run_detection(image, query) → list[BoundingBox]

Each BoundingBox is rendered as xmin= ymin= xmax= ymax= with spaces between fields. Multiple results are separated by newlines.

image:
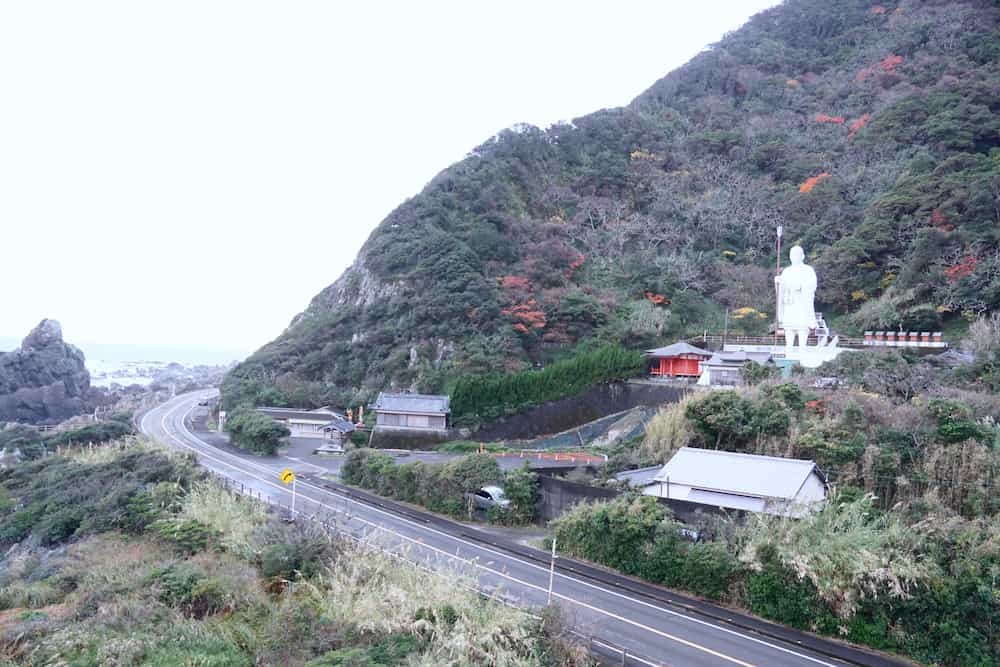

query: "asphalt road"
xmin=141 ymin=390 xmax=867 ymax=667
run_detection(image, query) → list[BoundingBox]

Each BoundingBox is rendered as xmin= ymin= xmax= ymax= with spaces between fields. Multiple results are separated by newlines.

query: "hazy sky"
xmin=1 ymin=1 xmax=779 ymax=358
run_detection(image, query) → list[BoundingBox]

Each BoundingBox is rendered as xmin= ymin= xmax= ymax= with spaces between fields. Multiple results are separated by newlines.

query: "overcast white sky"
xmin=0 ymin=1 xmax=779 ymax=359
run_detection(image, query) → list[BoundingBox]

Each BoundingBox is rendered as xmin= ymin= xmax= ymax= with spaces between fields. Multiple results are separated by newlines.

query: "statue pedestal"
xmin=721 ymin=342 xmax=855 ymax=369
xmin=783 ymin=345 xmax=844 ymax=368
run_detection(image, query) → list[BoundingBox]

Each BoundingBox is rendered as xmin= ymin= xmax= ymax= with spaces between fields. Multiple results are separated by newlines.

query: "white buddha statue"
xmin=775 ymin=245 xmax=817 ymax=354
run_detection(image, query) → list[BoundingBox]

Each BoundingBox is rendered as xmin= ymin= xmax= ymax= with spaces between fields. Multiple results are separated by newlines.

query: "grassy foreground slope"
xmin=224 ymin=0 xmax=1000 ymax=409
xmin=0 ymin=438 xmax=586 ymax=666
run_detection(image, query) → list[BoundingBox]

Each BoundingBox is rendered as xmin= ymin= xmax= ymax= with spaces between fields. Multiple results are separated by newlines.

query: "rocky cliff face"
xmin=0 ymin=319 xmax=92 ymax=424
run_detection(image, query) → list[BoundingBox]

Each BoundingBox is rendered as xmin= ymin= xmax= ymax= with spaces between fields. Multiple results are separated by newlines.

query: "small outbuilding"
xmin=256 ymin=406 xmax=338 ymax=439
xmin=371 ymin=393 xmax=450 ymax=433
xmin=642 ymin=447 xmax=827 ymax=517
xmin=646 ymin=342 xmax=712 ymax=378
xmin=697 ymin=350 xmax=774 ymax=387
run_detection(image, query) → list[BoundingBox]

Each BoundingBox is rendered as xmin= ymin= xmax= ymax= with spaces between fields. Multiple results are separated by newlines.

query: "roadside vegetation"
xmin=559 ymin=320 xmax=1000 ymax=666
xmin=552 ymin=492 xmax=997 ymax=666
xmin=0 ymin=437 xmax=588 ymax=666
xmin=342 ymin=449 xmax=539 ymax=525
xmin=0 ymin=415 xmax=134 ymax=461
xmin=224 ymin=407 xmax=290 ymax=455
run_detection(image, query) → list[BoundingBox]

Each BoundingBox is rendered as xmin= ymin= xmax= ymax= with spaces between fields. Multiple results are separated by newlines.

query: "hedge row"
xmin=341 ymin=449 xmax=538 ymax=524
xmin=450 ymin=345 xmax=645 ymax=422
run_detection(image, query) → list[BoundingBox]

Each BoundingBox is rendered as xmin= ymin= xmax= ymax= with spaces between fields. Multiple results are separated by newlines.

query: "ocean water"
xmin=0 ymin=337 xmax=250 ymax=388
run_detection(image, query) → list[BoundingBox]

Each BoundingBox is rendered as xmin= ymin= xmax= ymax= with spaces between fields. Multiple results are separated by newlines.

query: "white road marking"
xmin=145 ymin=393 xmax=846 ymax=667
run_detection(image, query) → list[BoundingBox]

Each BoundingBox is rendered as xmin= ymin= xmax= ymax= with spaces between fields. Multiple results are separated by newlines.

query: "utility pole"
xmin=775 ymin=225 xmax=784 ymax=346
xmin=547 ymin=537 xmax=558 ymax=605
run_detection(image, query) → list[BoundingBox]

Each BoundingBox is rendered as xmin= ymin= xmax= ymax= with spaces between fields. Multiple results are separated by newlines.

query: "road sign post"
xmin=279 ymin=468 xmax=296 ymax=519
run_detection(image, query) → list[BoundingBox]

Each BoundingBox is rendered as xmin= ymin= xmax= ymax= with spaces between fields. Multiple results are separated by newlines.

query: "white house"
xmin=256 ymin=406 xmax=339 ymax=439
xmin=642 ymin=447 xmax=827 ymax=517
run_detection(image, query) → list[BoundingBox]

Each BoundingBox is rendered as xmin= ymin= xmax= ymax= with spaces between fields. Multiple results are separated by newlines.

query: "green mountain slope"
xmin=223 ymin=0 xmax=1000 ymax=409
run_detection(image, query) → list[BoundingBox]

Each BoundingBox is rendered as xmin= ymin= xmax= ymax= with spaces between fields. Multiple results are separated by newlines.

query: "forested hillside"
xmin=224 ymin=0 xmax=1000 ymax=409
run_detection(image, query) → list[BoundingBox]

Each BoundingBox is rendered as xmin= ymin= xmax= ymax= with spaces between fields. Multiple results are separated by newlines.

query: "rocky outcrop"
xmin=0 ymin=320 xmax=91 ymax=424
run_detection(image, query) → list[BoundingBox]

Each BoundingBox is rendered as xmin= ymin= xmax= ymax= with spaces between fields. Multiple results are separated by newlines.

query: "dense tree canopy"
xmin=224 ymin=0 xmax=1000 ymax=409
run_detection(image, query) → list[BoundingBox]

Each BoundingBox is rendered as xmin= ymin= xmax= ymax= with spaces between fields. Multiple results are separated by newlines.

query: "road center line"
xmin=146 ymin=394 xmax=844 ymax=667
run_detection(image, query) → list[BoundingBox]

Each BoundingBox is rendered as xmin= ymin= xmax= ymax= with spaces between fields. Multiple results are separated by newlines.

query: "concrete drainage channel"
xmin=305 ymin=475 xmax=910 ymax=667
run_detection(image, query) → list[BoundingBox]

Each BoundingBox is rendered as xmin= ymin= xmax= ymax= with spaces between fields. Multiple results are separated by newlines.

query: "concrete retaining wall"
xmin=538 ymin=474 xmax=740 ymax=524
xmin=471 ymin=381 xmax=688 ymax=443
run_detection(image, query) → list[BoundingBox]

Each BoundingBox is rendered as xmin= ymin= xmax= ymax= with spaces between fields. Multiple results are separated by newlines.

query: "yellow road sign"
xmin=279 ymin=468 xmax=295 ymax=485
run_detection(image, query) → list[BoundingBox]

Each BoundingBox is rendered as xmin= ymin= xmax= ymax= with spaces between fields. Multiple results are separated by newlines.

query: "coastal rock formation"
xmin=0 ymin=319 xmax=91 ymax=424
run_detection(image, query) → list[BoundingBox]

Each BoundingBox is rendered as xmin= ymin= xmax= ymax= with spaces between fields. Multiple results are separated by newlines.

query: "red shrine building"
xmin=646 ymin=342 xmax=713 ymax=378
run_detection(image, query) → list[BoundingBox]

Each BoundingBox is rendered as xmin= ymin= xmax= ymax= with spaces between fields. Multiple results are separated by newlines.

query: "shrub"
xmin=0 ymin=445 xmax=201 ymax=548
xmin=153 ymin=563 xmax=228 ymax=618
xmin=224 ymin=407 xmax=290 ymax=455
xmin=740 ymin=361 xmax=778 ymax=386
xmin=499 ymin=463 xmax=539 ymax=525
xmin=926 ymin=398 xmax=986 ymax=444
xmin=684 ymin=391 xmax=757 ymax=449
xmin=306 ymin=634 xmax=424 ymax=666
xmin=151 ymin=517 xmax=220 ymax=555
xmin=342 ymin=449 xmax=507 ymax=521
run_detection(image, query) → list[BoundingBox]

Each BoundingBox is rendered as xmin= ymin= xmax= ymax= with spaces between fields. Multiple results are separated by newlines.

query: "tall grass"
xmin=640 ymin=393 xmax=696 ymax=463
xmin=738 ymin=493 xmax=934 ymax=618
xmin=178 ymin=481 xmax=269 ymax=560
xmin=309 ymin=542 xmax=544 ymax=666
xmin=57 ymin=435 xmax=160 ymax=464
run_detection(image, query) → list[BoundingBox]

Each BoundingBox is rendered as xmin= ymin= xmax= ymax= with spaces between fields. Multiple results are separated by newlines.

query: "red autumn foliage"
xmin=564 ymin=252 xmax=586 ymax=278
xmin=847 ymin=113 xmax=872 ymax=139
xmin=499 ymin=275 xmax=531 ymax=291
xmin=881 ymin=54 xmax=903 ymax=71
xmin=644 ymin=291 xmax=671 ymax=306
xmin=856 ymin=54 xmax=903 ymax=82
xmin=929 ymin=208 xmax=955 ymax=231
xmin=944 ymin=255 xmax=978 ymax=282
xmin=502 ymin=298 xmax=547 ymax=333
xmin=799 ymin=173 xmax=831 ymax=193
xmin=805 ymin=398 xmax=827 ymax=415
xmin=814 ymin=113 xmax=845 ymax=124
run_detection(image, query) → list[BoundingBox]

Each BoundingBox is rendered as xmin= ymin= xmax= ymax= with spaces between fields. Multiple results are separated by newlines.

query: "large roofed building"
xmin=642 ymin=447 xmax=827 ymax=517
xmin=371 ymin=392 xmax=450 ymax=433
xmin=645 ymin=342 xmax=712 ymax=378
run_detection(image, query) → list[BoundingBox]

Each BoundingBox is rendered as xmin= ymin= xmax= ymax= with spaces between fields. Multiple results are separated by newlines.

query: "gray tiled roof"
xmin=322 ymin=418 xmax=356 ymax=433
xmin=614 ymin=465 xmax=663 ymax=487
xmin=645 ymin=342 xmax=712 ymax=358
xmin=256 ymin=407 xmax=340 ymax=422
xmin=703 ymin=350 xmax=773 ymax=367
xmin=653 ymin=447 xmax=820 ymax=500
xmin=372 ymin=392 xmax=450 ymax=415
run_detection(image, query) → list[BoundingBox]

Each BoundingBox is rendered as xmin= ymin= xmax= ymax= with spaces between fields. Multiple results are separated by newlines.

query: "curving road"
xmin=141 ymin=391 xmax=894 ymax=667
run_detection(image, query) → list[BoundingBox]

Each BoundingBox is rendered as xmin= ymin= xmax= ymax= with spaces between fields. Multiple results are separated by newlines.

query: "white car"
xmin=470 ymin=485 xmax=511 ymax=511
